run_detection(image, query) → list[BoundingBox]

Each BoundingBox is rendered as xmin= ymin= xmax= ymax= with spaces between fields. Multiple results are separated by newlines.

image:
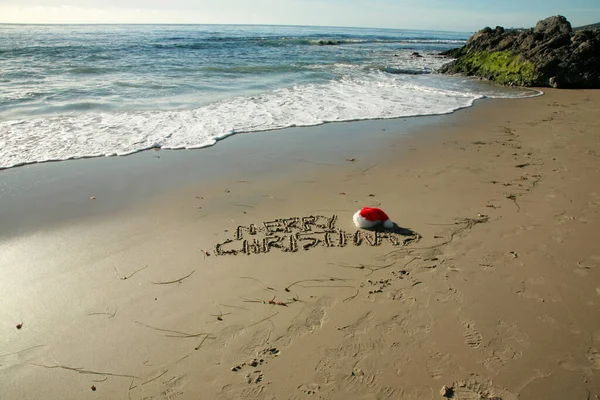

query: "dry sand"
xmin=1 ymin=89 xmax=600 ymax=399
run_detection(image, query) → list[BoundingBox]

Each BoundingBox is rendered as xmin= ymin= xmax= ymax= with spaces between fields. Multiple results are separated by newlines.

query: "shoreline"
xmin=0 ymin=85 xmax=543 ymax=172
xmin=0 ymin=99 xmax=484 ymax=172
xmin=0 ymin=100 xmax=492 ymax=240
xmin=2 ymin=89 xmax=600 ymax=399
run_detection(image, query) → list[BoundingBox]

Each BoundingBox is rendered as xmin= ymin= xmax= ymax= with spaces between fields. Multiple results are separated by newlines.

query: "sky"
xmin=0 ymin=0 xmax=599 ymax=32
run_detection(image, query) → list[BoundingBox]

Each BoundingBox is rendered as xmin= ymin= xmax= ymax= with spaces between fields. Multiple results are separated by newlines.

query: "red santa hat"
xmin=353 ymin=207 xmax=394 ymax=229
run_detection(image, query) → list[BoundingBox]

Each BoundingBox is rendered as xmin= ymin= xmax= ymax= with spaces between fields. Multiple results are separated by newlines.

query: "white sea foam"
xmin=0 ymin=72 xmax=538 ymax=170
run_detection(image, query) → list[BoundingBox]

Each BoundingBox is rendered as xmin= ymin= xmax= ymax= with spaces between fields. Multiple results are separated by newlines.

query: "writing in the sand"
xmin=214 ymin=215 xmax=416 ymax=256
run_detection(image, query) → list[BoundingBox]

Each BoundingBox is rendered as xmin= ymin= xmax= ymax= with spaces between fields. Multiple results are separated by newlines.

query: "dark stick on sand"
xmin=114 ymin=265 xmax=148 ymax=280
xmin=29 ymin=363 xmax=138 ymax=379
xmin=150 ymin=270 xmax=195 ymax=285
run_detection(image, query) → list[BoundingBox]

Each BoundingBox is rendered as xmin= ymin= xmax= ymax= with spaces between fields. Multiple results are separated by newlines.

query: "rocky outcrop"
xmin=439 ymin=16 xmax=600 ymax=88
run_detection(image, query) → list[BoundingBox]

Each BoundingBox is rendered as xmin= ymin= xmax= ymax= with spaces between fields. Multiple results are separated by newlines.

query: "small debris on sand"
xmin=440 ymin=385 xmax=453 ymax=398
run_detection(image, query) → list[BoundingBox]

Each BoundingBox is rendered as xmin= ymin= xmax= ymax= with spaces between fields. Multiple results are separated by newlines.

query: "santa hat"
xmin=353 ymin=207 xmax=394 ymax=229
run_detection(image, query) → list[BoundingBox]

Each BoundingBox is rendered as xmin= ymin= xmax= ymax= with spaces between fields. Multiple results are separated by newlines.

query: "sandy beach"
xmin=1 ymin=89 xmax=600 ymax=399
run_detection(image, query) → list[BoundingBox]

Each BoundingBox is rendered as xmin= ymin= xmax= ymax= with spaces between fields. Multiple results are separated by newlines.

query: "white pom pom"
xmin=383 ymin=219 xmax=394 ymax=229
xmin=353 ymin=210 xmax=378 ymax=229
xmin=353 ymin=211 xmax=367 ymax=228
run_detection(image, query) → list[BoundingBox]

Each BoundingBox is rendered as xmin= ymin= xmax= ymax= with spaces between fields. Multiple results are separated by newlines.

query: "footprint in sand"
xmin=375 ymin=314 xmax=406 ymax=335
xmin=587 ymin=347 xmax=600 ymax=370
xmin=342 ymin=368 xmax=377 ymax=392
xmin=336 ymin=357 xmax=404 ymax=398
xmin=297 ymin=383 xmax=320 ymax=395
xmin=338 ymin=312 xmax=374 ymax=338
xmin=161 ymin=387 xmax=184 ymax=400
xmin=518 ymin=276 xmax=561 ymax=303
xmin=426 ymin=352 xmax=457 ymax=380
xmin=133 ymin=373 xmax=186 ymax=400
xmin=231 ymin=358 xmax=265 ymax=372
xmin=320 ymin=337 xmax=385 ymax=367
xmin=238 ymin=330 xmax=273 ymax=359
xmin=593 ymin=331 xmax=600 ymax=345
xmin=261 ymin=347 xmax=280 ymax=357
xmin=442 ymin=377 xmax=518 ymax=400
xmin=576 ymin=255 xmax=599 ymax=277
xmin=245 ymin=370 xmax=264 ymax=384
xmin=461 ymin=320 xmax=483 ymax=349
xmin=215 ymin=325 xmax=246 ymax=351
xmin=315 ymin=338 xmax=385 ymax=388
xmin=284 ymin=297 xmax=333 ymax=339
xmin=538 ymin=314 xmax=559 ymax=328
xmin=221 ymin=384 xmax=273 ymax=400
xmin=483 ymin=321 xmax=529 ymax=372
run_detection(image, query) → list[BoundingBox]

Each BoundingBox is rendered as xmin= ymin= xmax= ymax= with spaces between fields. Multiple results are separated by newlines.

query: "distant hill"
xmin=574 ymin=22 xmax=600 ymax=30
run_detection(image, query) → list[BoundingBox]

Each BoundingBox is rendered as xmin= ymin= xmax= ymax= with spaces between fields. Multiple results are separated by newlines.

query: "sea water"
xmin=0 ymin=24 xmax=539 ymax=169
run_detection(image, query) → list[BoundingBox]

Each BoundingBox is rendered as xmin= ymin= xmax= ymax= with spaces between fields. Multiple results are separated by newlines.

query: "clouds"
xmin=0 ymin=0 xmax=598 ymax=31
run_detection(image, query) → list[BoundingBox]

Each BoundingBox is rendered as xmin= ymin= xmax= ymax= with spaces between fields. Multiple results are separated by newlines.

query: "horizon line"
xmin=0 ymin=22 xmax=473 ymax=34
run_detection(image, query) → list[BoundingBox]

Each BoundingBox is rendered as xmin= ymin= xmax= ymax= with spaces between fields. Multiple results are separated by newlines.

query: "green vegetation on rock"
xmin=450 ymin=51 xmax=537 ymax=86
xmin=439 ymin=16 xmax=600 ymax=88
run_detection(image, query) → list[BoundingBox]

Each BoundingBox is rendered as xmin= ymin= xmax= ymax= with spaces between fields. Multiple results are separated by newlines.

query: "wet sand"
xmin=1 ymin=89 xmax=599 ymax=399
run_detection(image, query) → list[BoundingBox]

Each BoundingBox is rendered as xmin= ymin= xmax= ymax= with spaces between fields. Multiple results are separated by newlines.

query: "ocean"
xmin=0 ymin=24 xmax=539 ymax=170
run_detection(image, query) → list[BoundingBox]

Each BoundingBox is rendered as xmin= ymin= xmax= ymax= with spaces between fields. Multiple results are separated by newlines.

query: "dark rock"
xmin=316 ymin=39 xmax=340 ymax=46
xmin=533 ymin=15 xmax=571 ymax=36
xmin=439 ymin=15 xmax=600 ymax=88
xmin=411 ymin=52 xmax=423 ymax=58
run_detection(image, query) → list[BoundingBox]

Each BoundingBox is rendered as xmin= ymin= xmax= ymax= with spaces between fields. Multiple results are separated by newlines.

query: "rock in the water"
xmin=439 ymin=15 xmax=600 ymax=88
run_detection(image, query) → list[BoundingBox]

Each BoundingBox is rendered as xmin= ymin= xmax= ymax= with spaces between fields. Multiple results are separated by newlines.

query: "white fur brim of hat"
xmin=353 ymin=210 xmax=394 ymax=229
